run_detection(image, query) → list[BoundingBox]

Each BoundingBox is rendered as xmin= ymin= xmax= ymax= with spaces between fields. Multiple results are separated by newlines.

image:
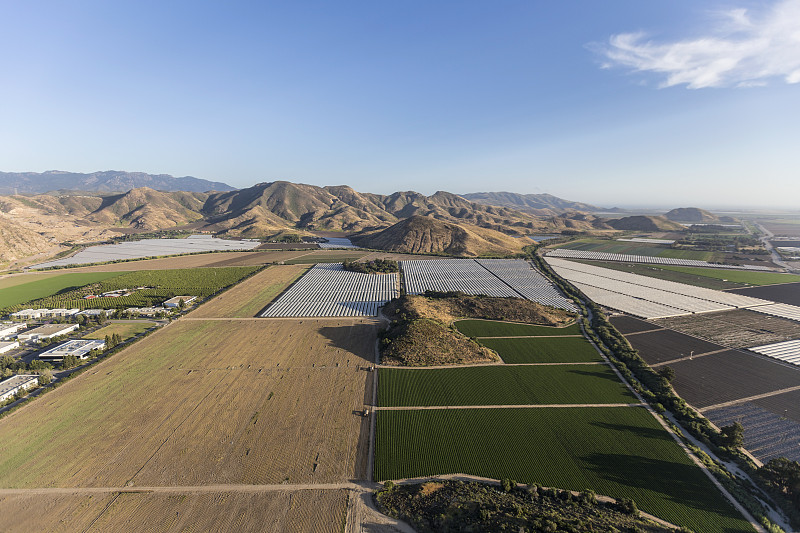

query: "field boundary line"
xmin=0 ymin=483 xmax=368 ymax=496
xmin=377 ymin=361 xmax=604 ymax=369
xmin=474 ymin=335 xmax=584 ymax=339
xmin=375 ymin=403 xmax=643 ymax=410
xmin=650 ymin=348 xmax=731 ymax=367
xmin=619 ymin=328 xmax=666 ymax=336
xmin=699 ymin=384 xmax=800 ymax=412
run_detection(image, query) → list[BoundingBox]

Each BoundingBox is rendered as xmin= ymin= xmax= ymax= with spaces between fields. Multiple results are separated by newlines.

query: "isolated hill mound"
xmin=462 ymin=191 xmax=600 ymax=214
xmin=664 ymin=207 xmax=721 ymax=223
xmin=351 ymin=216 xmax=526 ymax=256
xmin=607 ymin=215 xmax=685 ymax=232
xmin=0 ymin=170 xmax=235 ymax=194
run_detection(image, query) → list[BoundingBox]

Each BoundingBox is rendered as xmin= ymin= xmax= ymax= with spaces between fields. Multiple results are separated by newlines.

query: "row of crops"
xmin=401 ymin=259 xmax=576 ymax=311
xmin=545 ymin=257 xmax=778 ymax=319
xmin=750 ymin=339 xmax=800 ymax=366
xmin=375 ymin=317 xmax=755 ymax=532
xmin=3 ymin=267 xmax=260 ymax=312
xmin=545 ymin=248 xmax=773 ymax=271
xmin=261 ymin=263 xmax=399 ymax=317
xmin=705 ymin=402 xmax=800 ymax=463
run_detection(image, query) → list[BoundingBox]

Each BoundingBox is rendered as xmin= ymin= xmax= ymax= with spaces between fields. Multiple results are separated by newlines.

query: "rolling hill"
xmin=607 ymin=215 xmax=685 ymax=232
xmin=461 ymin=191 xmax=600 ymax=214
xmin=0 ymin=170 xmax=235 ymax=194
xmin=351 ymin=215 xmax=527 ymax=256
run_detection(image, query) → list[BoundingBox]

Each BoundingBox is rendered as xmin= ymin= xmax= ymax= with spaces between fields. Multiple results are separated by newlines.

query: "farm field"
xmin=189 ymin=264 xmax=309 ymax=318
xmin=59 ymin=250 xmax=311 ymax=272
xmin=609 ymin=315 xmax=664 ymax=335
xmin=375 ymin=407 xmax=752 ymax=533
xmin=262 ymin=263 xmax=399 ymax=317
xmin=666 ymin=350 xmax=800 ymax=409
xmin=655 ymin=266 xmax=800 ymax=286
xmin=4 ymin=266 xmax=260 ymax=312
xmin=0 ymin=271 xmax=123 ymax=308
xmin=728 ymin=282 xmax=800 ymax=306
xmin=454 ymin=319 xmax=581 ymax=337
xmin=572 ymin=260 xmax=782 ymax=290
xmin=378 ymin=365 xmax=636 ymax=406
xmin=478 ymin=336 xmax=602 ymax=363
xmin=623 ymin=329 xmax=725 ymax=366
xmin=654 ymin=309 xmax=800 ymax=348
xmin=546 ymin=248 xmax=773 ymax=271
xmin=0 ymin=319 xmax=374 ymax=488
xmin=0 ymin=489 xmax=348 ymax=533
xmin=705 ymin=401 xmax=800 ymax=463
xmin=32 ymin=236 xmax=261 ymax=269
xmin=83 ymin=320 xmax=156 ymax=341
xmin=284 ymin=250 xmax=370 ymax=264
xmin=552 ymin=238 xmax=719 ymax=261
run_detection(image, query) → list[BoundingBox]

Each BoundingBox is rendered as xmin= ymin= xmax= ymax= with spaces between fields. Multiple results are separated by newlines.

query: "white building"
xmin=0 ymin=374 xmax=39 ymax=402
xmin=17 ymin=323 xmax=79 ymax=342
xmin=163 ymin=296 xmax=196 ymax=308
xmin=78 ymin=309 xmax=115 ymax=318
xmin=127 ymin=307 xmax=166 ymax=317
xmin=39 ymin=339 xmax=106 ymax=362
xmin=0 ymin=323 xmax=26 ymax=340
xmin=10 ymin=309 xmax=48 ymax=320
xmin=0 ymin=341 xmax=20 ymax=355
xmin=45 ymin=309 xmax=81 ymax=318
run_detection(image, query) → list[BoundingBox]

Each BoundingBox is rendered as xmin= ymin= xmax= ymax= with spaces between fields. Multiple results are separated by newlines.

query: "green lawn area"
xmin=454 ymin=319 xmax=581 ymax=337
xmin=375 ymin=407 xmax=753 ymax=533
xmin=479 ymin=336 xmax=602 ymax=363
xmin=378 ymin=365 xmax=635 ymax=406
xmin=84 ymin=321 xmax=156 ymax=341
xmin=0 ymin=272 xmax=124 ymax=308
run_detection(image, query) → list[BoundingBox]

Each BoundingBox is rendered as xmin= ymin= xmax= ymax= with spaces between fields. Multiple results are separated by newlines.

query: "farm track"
xmin=650 ymin=348 xmax=730 ymax=367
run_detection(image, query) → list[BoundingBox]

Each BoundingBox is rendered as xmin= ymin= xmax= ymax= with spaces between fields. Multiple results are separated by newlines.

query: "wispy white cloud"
xmin=595 ymin=0 xmax=800 ymax=88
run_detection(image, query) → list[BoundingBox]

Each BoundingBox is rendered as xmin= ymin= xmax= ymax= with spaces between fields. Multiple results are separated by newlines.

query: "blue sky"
xmin=1 ymin=1 xmax=798 ymax=208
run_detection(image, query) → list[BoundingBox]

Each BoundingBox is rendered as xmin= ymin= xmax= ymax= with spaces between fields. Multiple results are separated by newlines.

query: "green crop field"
xmin=375 ymin=407 xmax=752 ymax=533
xmin=479 ymin=336 xmax=602 ymax=364
xmin=454 ymin=319 xmax=581 ymax=337
xmin=378 ymin=365 xmax=635 ymax=406
xmin=656 ymin=265 xmax=800 ymax=286
xmin=0 ymin=272 xmax=124 ymax=308
xmin=2 ymin=267 xmax=260 ymax=312
xmin=553 ymin=239 xmax=719 ymax=261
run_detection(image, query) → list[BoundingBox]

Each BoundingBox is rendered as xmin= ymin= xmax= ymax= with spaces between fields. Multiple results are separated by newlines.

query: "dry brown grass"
xmin=0 ymin=319 xmax=374 ymax=488
xmin=188 ymin=265 xmax=309 ymax=318
xmin=0 ymin=490 xmax=347 ymax=532
xmin=397 ymin=294 xmax=575 ymax=327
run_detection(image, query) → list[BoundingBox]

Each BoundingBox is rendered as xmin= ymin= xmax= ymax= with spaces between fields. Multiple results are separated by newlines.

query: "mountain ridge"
xmin=0 ymin=170 xmax=236 ymax=194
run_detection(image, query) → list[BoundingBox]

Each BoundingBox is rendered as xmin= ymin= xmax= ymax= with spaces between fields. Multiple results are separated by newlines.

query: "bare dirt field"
xmin=0 ymin=489 xmax=348 ymax=532
xmin=188 ymin=265 xmax=309 ymax=318
xmin=727 ymin=282 xmax=800 ymax=307
xmin=654 ymin=309 xmax=800 ymax=348
xmin=0 ymin=319 xmax=375 ymax=488
xmin=623 ymin=329 xmax=725 ymax=366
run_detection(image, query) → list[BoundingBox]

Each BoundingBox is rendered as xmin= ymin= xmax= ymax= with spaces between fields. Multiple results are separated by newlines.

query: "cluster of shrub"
xmin=342 ymin=258 xmax=399 ymax=274
xmin=530 ymin=249 xmax=800 ymax=530
xmin=377 ymin=479 xmax=681 ymax=533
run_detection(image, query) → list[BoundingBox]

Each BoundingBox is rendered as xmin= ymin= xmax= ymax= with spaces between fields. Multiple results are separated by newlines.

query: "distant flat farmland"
xmin=58 ymin=250 xmax=313 ymax=272
xmin=0 ymin=319 xmax=374 ymax=488
xmin=188 ymin=264 xmax=309 ymax=318
xmin=0 ymin=271 xmax=123 ymax=307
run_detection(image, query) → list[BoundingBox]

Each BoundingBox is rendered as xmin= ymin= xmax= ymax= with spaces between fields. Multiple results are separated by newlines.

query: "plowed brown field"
xmin=188 ymin=265 xmax=309 ymax=317
xmin=58 ymin=250 xmax=313 ymax=272
xmin=0 ymin=319 xmax=374 ymax=488
xmin=0 ymin=489 xmax=347 ymax=532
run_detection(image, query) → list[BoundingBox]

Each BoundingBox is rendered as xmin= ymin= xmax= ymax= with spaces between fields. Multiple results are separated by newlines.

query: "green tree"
xmin=658 ymin=366 xmax=676 ymax=382
xmin=719 ymin=422 xmax=745 ymax=448
xmin=38 ymin=369 xmax=53 ymax=385
xmin=61 ymin=354 xmax=80 ymax=369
